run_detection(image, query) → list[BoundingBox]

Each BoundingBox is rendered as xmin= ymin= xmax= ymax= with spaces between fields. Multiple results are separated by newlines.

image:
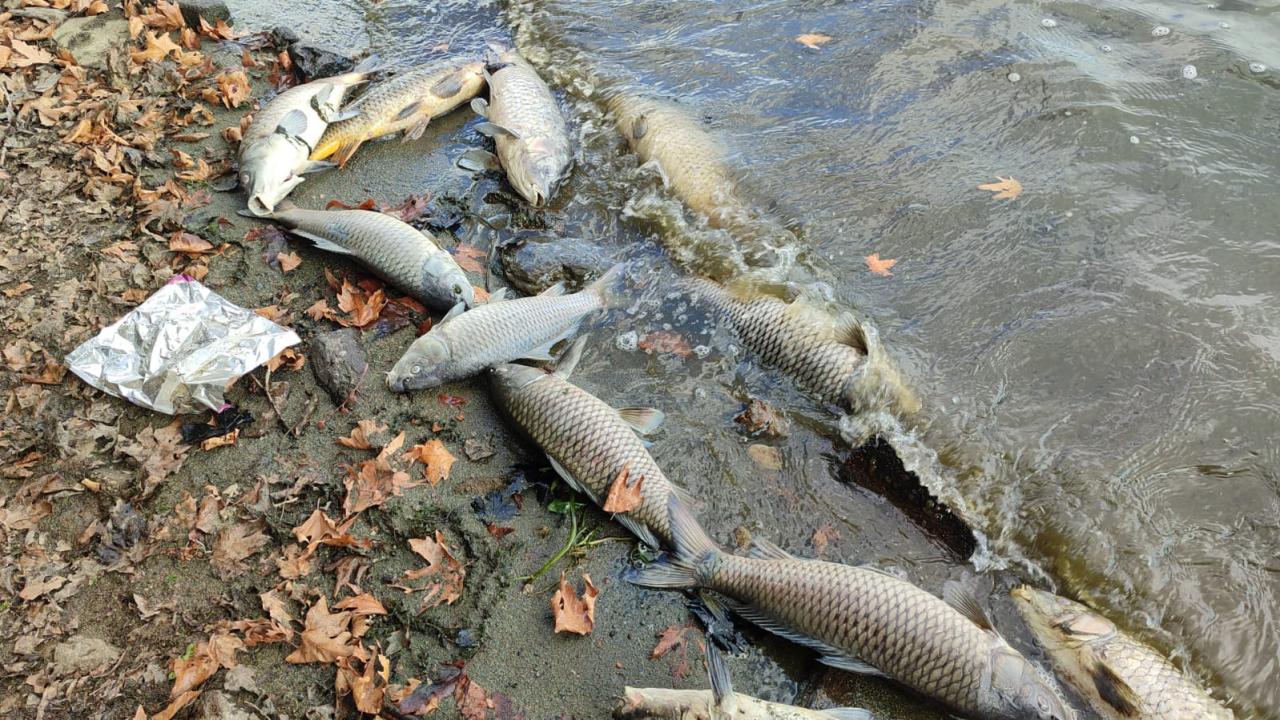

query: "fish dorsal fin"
xmin=553 ymin=335 xmax=588 ymax=379
xmin=394 ymin=99 xmax=425 ymax=122
xmin=617 ymin=407 xmax=664 ymax=435
xmin=943 ymin=580 xmax=995 ymax=632
xmin=538 ymin=282 xmax=567 ymax=297
xmin=457 ymin=147 xmax=499 ymax=172
xmin=476 ymin=121 xmax=520 ymax=139
xmin=747 ymin=537 xmax=794 ymax=561
xmin=1090 ymin=660 xmax=1144 ymax=717
xmin=547 ymin=455 xmax=597 ymax=503
xmin=441 ymin=301 xmax=467 ymax=322
xmin=705 ymin=642 xmax=732 ymax=707
xmin=832 ymin=311 xmax=869 ymax=352
xmin=275 ymin=108 xmax=308 ymax=138
xmin=486 ymin=287 xmax=511 ymax=303
xmin=470 ymin=97 xmax=489 ymax=118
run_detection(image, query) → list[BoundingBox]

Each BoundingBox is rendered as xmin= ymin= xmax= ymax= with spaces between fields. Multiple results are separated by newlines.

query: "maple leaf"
xmin=215 ymin=70 xmax=251 ymax=108
xmin=811 ymin=524 xmax=840 ymax=556
xmin=286 ymin=596 xmax=368 ymax=664
xmin=551 ymin=572 xmax=598 ymax=635
xmin=392 ymin=530 xmax=466 ymax=612
xmin=746 ymin=443 xmax=783 ymax=470
xmin=265 ymin=347 xmax=305 ymax=372
xmin=638 ymin=331 xmax=693 ymax=357
xmin=336 ymin=280 xmax=387 ymax=327
xmin=212 ymin=519 xmax=270 ymax=574
xmin=277 ymin=251 xmax=302 ymax=272
xmin=131 ymin=31 xmax=181 ymax=65
xmin=978 ymin=176 xmax=1023 ymax=200
xmin=865 ymin=253 xmax=897 ymax=277
xmin=386 ymin=193 xmax=432 ymax=222
xmin=260 ymin=590 xmax=296 ymax=636
xmin=337 ymin=419 xmax=388 ymax=450
xmin=219 ymin=618 xmax=291 ymax=647
xmin=276 ymin=544 xmax=313 ymax=580
xmin=343 ymin=432 xmax=423 ymax=515
xmin=305 ymin=298 xmax=337 ymax=322
xmin=21 ymin=362 xmax=66 ymax=386
xmin=456 ymin=676 xmax=492 ymax=720
xmin=7 ymin=38 xmax=54 ymax=67
xmin=338 ymin=652 xmax=391 ymax=715
xmin=334 ymin=593 xmax=388 ymax=616
xmin=118 ymin=424 xmax=188 ymax=498
xmin=796 ymin=33 xmax=834 ymax=49
xmin=169 ymin=629 xmax=243 ymax=698
xmin=601 ymin=463 xmax=643 ymax=513
xmin=291 ymin=508 xmax=371 ymax=552
xmin=452 ymin=243 xmax=486 ymax=273
xmin=403 ymin=439 xmax=456 ymax=485
xmin=326 ymin=198 xmax=379 ymax=211
xmin=650 ymin=625 xmax=691 ymax=659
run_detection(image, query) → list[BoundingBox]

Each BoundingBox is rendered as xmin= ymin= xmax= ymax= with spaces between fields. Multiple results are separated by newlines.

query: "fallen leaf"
xmin=169 ymin=231 xmax=214 ymax=255
xmin=392 ymin=530 xmax=466 ymax=612
xmin=200 ymin=429 xmax=238 ymax=450
xmin=131 ymin=31 xmax=181 ymax=65
xmin=343 ymin=432 xmax=423 ymax=515
xmin=338 ymin=652 xmax=391 ymax=715
xmin=219 ymin=618 xmax=291 ymax=647
xmin=212 ymin=519 xmax=270 ymax=574
xmin=215 ymin=70 xmax=252 ymax=108
xmin=21 ymin=362 xmax=66 ymax=385
xmin=638 ymin=331 xmax=692 ymax=357
xmin=551 ymin=573 xmax=598 ymax=635
xmin=403 ymin=439 xmax=455 ymax=485
xmin=811 ymin=524 xmax=840 ymax=556
xmin=152 ymin=691 xmax=201 ymax=720
xmin=746 ymin=444 xmax=783 ymax=471
xmin=864 ymin=253 xmax=897 ymax=277
xmin=796 ymin=33 xmax=833 ymax=49
xmin=452 ymin=243 xmax=486 ymax=273
xmin=260 ymin=590 xmax=295 ymax=633
xmin=978 ymin=176 xmax=1023 ymax=200
xmin=601 ymin=463 xmax=643 ymax=513
xmin=170 ymin=630 xmax=243 ymax=698
xmin=291 ymin=509 xmax=369 ymax=551
xmin=286 ymin=596 xmax=367 ymax=664
xmin=333 ymin=593 xmax=388 ymax=616
xmin=265 ymin=347 xmax=305 ymax=372
xmin=337 ymin=419 xmax=388 ymax=450
xmin=457 ymin=675 xmax=492 ymax=720
xmin=277 ymin=251 xmax=302 ymax=272
xmin=734 ymin=398 xmax=788 ymax=438
xmin=650 ymin=625 xmax=691 ymax=659
xmin=336 ymin=280 xmax=387 ymax=328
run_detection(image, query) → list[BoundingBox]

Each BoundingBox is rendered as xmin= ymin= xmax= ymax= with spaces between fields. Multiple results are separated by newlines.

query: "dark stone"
xmin=177 ymin=0 xmax=231 ymax=27
xmin=309 ymin=328 xmax=368 ymax=406
xmin=287 ymin=42 xmax=357 ymax=83
xmin=495 ymin=233 xmax=609 ymax=296
xmin=268 ymin=26 xmax=300 ymax=48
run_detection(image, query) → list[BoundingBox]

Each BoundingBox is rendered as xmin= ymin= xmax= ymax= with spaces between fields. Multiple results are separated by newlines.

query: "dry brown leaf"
xmin=152 ymin=691 xmax=201 ymax=720
xmin=260 ymin=590 xmax=295 ymax=633
xmin=265 ymin=347 xmax=305 ymax=372
xmin=215 ymin=70 xmax=251 ymax=108
xmin=200 ymin=429 xmax=238 ymax=451
xmin=277 ymin=251 xmax=302 ymax=272
xmin=452 ymin=243 xmax=486 ymax=273
xmin=864 ymin=253 xmax=897 ymax=277
xmin=131 ymin=31 xmax=181 ymax=65
xmin=333 ymin=593 xmax=388 ymax=616
xmin=650 ymin=625 xmax=691 ymax=659
xmin=336 ymin=280 xmax=387 ymax=328
xmin=170 ymin=630 xmax=243 ymax=698
xmin=811 ymin=524 xmax=840 ymax=556
xmin=392 ymin=530 xmax=466 ymax=612
xmin=978 ymin=176 xmax=1023 ymax=200
xmin=286 ymin=596 xmax=367 ymax=664
xmin=601 ymin=463 xmax=643 ymax=513
xmin=169 ymin=231 xmax=213 ymax=254
xmin=551 ymin=572 xmax=598 ymax=635
xmin=638 ymin=331 xmax=693 ymax=358
xmin=796 ymin=33 xmax=834 ymax=49
xmin=337 ymin=419 xmax=388 ymax=450
xmin=338 ymin=652 xmax=391 ymax=715
xmin=746 ymin=444 xmax=783 ymax=471
xmin=402 ymin=439 xmax=455 ymax=485
xmin=212 ymin=519 xmax=270 ymax=574
xmin=291 ymin=508 xmax=370 ymax=552
xmin=343 ymin=432 xmax=423 ymax=515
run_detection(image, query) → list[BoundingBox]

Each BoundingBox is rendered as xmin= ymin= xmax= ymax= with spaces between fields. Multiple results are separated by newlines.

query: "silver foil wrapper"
xmin=64 ymin=276 xmax=301 ymax=414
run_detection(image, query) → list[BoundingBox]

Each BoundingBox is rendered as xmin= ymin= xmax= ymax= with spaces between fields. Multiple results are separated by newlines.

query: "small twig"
xmin=289 ymin=394 xmax=317 ymax=437
xmin=259 ymin=367 xmax=291 ymax=435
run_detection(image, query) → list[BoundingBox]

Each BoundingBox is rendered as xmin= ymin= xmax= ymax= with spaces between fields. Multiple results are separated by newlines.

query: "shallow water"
xmin=230 ymin=0 xmax=1280 ymax=716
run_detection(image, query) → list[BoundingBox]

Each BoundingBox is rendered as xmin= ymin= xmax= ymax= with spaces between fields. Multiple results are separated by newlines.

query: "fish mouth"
xmin=386 ymin=374 xmax=407 ymax=393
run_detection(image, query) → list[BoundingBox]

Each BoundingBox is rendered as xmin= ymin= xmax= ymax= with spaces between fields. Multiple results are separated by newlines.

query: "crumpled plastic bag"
xmin=65 ymin=276 xmax=300 ymax=414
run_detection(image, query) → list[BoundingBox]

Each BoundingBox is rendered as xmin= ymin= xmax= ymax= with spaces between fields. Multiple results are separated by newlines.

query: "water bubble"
xmin=1007 ymin=72 xmax=1021 ymax=83
xmin=1152 ymin=25 xmax=1170 ymax=37
xmin=1182 ymin=64 xmax=1198 ymax=79
xmin=1041 ymin=18 xmax=1057 ymax=27
xmin=693 ymin=345 xmax=711 ymax=359
xmin=615 ymin=331 xmax=638 ymax=351
xmin=1129 ymin=135 xmax=1141 ymax=144
xmin=1100 ymin=44 xmax=1113 ymax=53
xmin=1219 ymin=21 xmax=1231 ymax=29
xmin=1249 ymin=62 xmax=1267 ymax=73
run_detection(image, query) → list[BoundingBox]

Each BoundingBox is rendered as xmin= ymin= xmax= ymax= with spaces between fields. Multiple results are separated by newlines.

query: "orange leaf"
xmin=638 ymin=331 xmax=692 ymax=357
xmin=811 ymin=524 xmax=841 ymax=556
xmin=277 ymin=251 xmax=301 ymax=272
xmin=864 ymin=253 xmax=897 ymax=277
xmin=216 ymin=70 xmax=252 ymax=109
xmin=452 ymin=243 xmax=486 ymax=273
xmin=650 ymin=625 xmax=690 ymax=659
xmin=337 ymin=419 xmax=388 ymax=450
xmin=200 ymin=429 xmax=238 ymax=451
xmin=285 ymin=596 xmax=368 ymax=664
xmin=796 ymin=33 xmax=833 ymax=49
xmin=391 ymin=531 xmax=466 ymax=612
xmin=977 ymin=176 xmax=1023 ymax=200
xmin=551 ymin=572 xmax=598 ymax=635
xmin=169 ymin=231 xmax=213 ymax=254
xmin=601 ymin=463 xmax=643 ymax=513
xmin=403 ymin=439 xmax=456 ymax=485
xmin=131 ymin=31 xmax=181 ymax=65
xmin=333 ymin=593 xmax=388 ymax=616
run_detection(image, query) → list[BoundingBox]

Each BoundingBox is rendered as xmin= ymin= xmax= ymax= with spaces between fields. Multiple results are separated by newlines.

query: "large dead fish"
xmin=684 ymin=278 xmax=919 ymax=416
xmin=1012 ymin=586 xmax=1234 ymax=720
xmin=248 ymin=202 xmax=473 ymax=310
xmin=311 ymin=56 xmax=486 ymax=166
xmin=464 ymin=49 xmax=571 ymax=206
xmin=239 ymin=58 xmax=378 ymax=215
xmin=489 ymin=338 xmax=688 ymax=548
xmin=387 ymin=264 xmax=624 ymax=392
xmin=629 ymin=499 xmax=1076 ymax=720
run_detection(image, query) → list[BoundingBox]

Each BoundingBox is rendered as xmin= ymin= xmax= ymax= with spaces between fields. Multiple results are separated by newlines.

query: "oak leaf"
xmin=978 ymin=176 xmax=1023 ymax=200
xmin=551 ymin=572 xmax=598 ymax=635
xmin=601 ymin=463 xmax=643 ymax=513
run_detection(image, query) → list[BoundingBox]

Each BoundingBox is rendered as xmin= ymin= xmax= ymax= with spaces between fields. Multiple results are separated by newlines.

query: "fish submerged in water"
xmin=629 ymin=499 xmax=1076 ymax=720
xmin=312 ymin=56 xmax=487 ymax=166
xmin=239 ymin=58 xmax=378 ymax=215
xmin=1011 ymin=586 xmax=1234 ymax=720
xmin=463 ymin=48 xmax=572 ymax=206
xmin=387 ymin=264 xmax=625 ymax=392
xmin=249 ymin=202 xmax=472 ymax=310
xmin=489 ymin=337 xmax=689 ymax=548
xmin=683 ymin=278 xmax=918 ymax=417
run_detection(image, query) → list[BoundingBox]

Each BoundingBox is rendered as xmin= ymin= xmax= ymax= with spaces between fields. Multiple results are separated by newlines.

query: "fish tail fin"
xmin=624 ymin=495 xmax=720 ymax=590
xmin=587 ymin=262 xmax=628 ymax=309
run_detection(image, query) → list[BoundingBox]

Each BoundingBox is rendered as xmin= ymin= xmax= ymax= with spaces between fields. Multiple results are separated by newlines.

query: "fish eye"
xmin=411 ymin=364 xmax=422 ymax=375
xmin=453 ymin=284 xmax=464 ymax=296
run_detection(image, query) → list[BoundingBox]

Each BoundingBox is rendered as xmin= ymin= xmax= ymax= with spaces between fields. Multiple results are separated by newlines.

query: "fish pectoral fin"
xmin=518 ymin=338 xmax=560 ymax=362
xmin=441 ymin=301 xmax=468 ymax=322
xmin=616 ymin=407 xmax=665 ymax=435
xmin=832 ymin=311 xmax=869 ymax=352
xmin=470 ymin=97 xmax=489 ymax=118
xmin=546 ymin=455 xmax=600 ymax=504
xmin=394 ymin=99 xmax=426 ymax=122
xmin=552 ymin=335 xmax=588 ymax=379
xmin=404 ymin=117 xmax=431 ymax=142
xmin=332 ymin=137 xmax=366 ymax=168
xmin=275 ymin=108 xmax=309 ymax=138
xmin=300 ymin=160 xmax=337 ymax=175
xmin=818 ymin=655 xmax=889 ymax=678
xmin=943 ymin=580 xmax=995 ymax=632
xmin=476 ymin=121 xmax=520 ymax=139
xmin=538 ymin=281 xmax=567 ymax=297
xmin=290 ymin=229 xmax=353 ymax=256
xmin=323 ymin=107 xmax=359 ymax=123
xmin=746 ymin=537 xmax=794 ymax=561
xmin=821 ymin=708 xmax=873 ymax=720
xmin=613 ymin=512 xmax=660 ymax=549
xmin=457 ymin=148 xmax=499 ymax=172
xmin=1090 ymin=659 xmax=1144 ymax=717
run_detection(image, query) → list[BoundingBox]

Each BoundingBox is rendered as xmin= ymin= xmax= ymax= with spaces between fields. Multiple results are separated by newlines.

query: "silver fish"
xmin=629 ymin=499 xmax=1076 ymax=720
xmin=684 ymin=278 xmax=919 ymax=416
xmin=387 ymin=264 xmax=624 ymax=392
xmin=469 ymin=49 xmax=572 ymax=206
xmin=251 ymin=202 xmax=473 ymax=311
xmin=239 ymin=58 xmax=377 ymax=216
xmin=489 ymin=338 xmax=688 ymax=548
xmin=1012 ymin=586 xmax=1234 ymax=720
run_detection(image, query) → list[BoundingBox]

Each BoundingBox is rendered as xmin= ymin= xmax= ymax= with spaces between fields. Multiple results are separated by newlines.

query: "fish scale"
xmin=491 ymin=364 xmax=684 ymax=547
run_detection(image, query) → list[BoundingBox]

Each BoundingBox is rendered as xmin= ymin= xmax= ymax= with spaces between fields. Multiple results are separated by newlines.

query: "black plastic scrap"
xmin=181 ymin=405 xmax=255 ymax=444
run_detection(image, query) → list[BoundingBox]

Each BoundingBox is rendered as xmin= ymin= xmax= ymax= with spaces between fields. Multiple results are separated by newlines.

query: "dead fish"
xmin=239 ymin=57 xmax=378 ymax=215
xmin=628 ymin=498 xmax=1076 ymax=720
xmin=684 ymin=278 xmax=919 ymax=416
xmin=387 ymin=264 xmax=625 ymax=392
xmin=489 ymin=337 xmax=689 ymax=548
xmin=463 ymin=49 xmax=571 ymax=206
xmin=616 ymin=641 xmax=872 ymax=720
xmin=1011 ymin=586 xmax=1234 ymax=720
xmin=311 ymin=56 xmax=486 ymax=166
xmin=248 ymin=202 xmax=472 ymax=311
